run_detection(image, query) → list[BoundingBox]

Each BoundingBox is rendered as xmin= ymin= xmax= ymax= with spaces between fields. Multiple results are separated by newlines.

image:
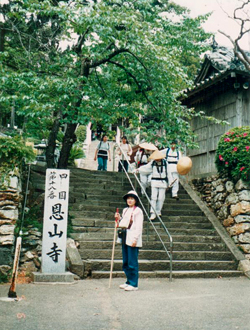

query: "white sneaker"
xmin=150 ymin=214 xmax=156 ymax=220
xmin=119 ymin=283 xmax=129 ymax=289
xmin=124 ymin=285 xmax=138 ymax=291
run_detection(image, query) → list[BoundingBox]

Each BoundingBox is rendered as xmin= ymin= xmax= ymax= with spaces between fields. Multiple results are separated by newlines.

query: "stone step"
xmin=84 ymin=259 xmax=238 ymax=272
xmin=69 ymin=209 xmax=204 ymax=218
xmin=91 ymin=270 xmax=243 ymax=279
xmin=70 ymin=196 xmax=195 ymax=205
xmin=69 ymin=181 xmax=132 ymax=189
xmin=79 ymin=249 xmax=233 ymax=261
xmin=72 ymin=226 xmax=217 ymax=236
xmin=71 ymin=219 xmax=213 ymax=229
xmin=70 ymin=168 xmax=126 ymax=177
xmin=70 ymin=182 xmax=188 ymax=193
xmin=70 ymin=174 xmax=132 ymax=181
xmin=70 ymin=199 xmax=198 ymax=209
xmin=69 ymin=203 xmax=201 ymax=213
xmin=71 ymin=232 xmax=222 ymax=243
xmin=70 ymin=215 xmax=209 ymax=224
xmin=70 ymin=187 xmax=188 ymax=195
xmin=77 ymin=240 xmax=228 ymax=252
xmin=70 ymin=196 xmax=192 ymax=205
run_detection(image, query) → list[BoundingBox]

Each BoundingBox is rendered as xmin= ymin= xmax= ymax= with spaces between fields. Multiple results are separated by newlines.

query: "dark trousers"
xmin=122 ymin=244 xmax=139 ymax=287
xmin=118 ymin=160 xmax=129 ymax=172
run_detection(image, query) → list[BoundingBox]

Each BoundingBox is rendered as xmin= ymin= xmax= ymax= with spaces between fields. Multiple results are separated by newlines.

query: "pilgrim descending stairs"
xmin=164 ymin=141 xmax=182 ymax=200
xmin=135 ymin=150 xmax=168 ymax=220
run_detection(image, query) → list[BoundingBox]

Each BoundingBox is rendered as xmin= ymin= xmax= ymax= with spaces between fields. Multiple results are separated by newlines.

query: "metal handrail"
xmin=113 ymin=143 xmax=173 ymax=282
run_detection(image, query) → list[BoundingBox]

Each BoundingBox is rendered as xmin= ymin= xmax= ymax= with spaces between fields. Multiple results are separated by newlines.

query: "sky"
xmin=173 ymin=0 xmax=250 ymax=50
xmin=1 ymin=0 xmax=250 ymax=49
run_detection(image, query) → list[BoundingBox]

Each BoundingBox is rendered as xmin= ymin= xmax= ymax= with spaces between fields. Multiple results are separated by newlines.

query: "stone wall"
xmin=192 ymin=176 xmax=250 ymax=259
xmin=0 ymin=173 xmax=21 ymax=278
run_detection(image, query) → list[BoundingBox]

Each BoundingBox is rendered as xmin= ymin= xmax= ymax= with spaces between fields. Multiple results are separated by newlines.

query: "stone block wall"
xmin=0 ymin=174 xmax=21 ymax=278
xmin=192 ymin=176 xmax=250 ymax=259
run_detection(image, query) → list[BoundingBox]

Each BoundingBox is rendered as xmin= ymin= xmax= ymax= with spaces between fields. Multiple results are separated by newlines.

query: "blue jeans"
xmin=97 ymin=157 xmax=107 ymax=171
xmin=122 ymin=244 xmax=139 ymax=287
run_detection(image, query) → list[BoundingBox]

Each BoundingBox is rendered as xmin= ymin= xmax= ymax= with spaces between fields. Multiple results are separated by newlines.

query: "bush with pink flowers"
xmin=215 ymin=126 xmax=250 ymax=182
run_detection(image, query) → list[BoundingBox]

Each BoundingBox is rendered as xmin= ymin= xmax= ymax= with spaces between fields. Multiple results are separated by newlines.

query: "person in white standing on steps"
xmin=117 ymin=136 xmax=132 ymax=172
xmin=134 ymin=150 xmax=168 ymax=220
xmin=135 ymin=143 xmax=157 ymax=195
xmin=115 ymin=190 xmax=143 ymax=291
xmin=94 ymin=135 xmax=111 ymax=171
xmin=164 ymin=140 xmax=182 ymax=200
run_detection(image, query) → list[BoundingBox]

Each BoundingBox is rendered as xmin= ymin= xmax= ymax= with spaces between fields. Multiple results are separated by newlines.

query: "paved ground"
xmin=0 ymin=277 xmax=250 ymax=330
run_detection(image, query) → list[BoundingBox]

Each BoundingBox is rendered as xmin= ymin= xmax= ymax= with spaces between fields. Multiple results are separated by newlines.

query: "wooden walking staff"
xmin=8 ymin=236 xmax=22 ymax=298
xmin=109 ymin=208 xmax=119 ymax=288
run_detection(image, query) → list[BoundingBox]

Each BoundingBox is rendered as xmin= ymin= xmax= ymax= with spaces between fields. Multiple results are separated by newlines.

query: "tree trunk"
xmin=57 ymin=123 xmax=77 ymax=169
xmin=0 ymin=24 xmax=5 ymax=52
xmin=46 ymin=111 xmax=62 ymax=168
xmin=56 ymin=63 xmax=90 ymax=169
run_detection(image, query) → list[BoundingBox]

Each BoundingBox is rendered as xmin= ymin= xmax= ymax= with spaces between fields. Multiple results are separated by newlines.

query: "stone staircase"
xmin=69 ymin=168 xmax=243 ymax=279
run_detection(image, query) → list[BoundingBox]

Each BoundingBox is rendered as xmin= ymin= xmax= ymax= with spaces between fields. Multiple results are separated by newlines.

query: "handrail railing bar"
xmin=113 ymin=144 xmax=173 ymax=281
xmin=113 ymin=144 xmax=172 ymax=237
xmin=117 ymin=158 xmax=171 ymax=258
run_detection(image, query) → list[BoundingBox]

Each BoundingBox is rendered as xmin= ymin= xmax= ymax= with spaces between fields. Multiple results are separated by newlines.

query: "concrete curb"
xmin=180 ymin=177 xmax=250 ymax=279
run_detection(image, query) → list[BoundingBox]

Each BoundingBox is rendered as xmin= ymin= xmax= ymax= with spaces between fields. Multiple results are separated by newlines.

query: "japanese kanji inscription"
xmin=41 ymin=169 xmax=70 ymax=273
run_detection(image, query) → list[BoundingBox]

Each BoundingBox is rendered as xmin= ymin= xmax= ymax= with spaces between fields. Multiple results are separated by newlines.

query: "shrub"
xmin=75 ymin=125 xmax=86 ymax=143
xmin=215 ymin=126 xmax=250 ymax=182
xmin=15 ymin=205 xmax=43 ymax=235
xmin=0 ymin=135 xmax=36 ymax=187
xmin=68 ymin=144 xmax=85 ymax=166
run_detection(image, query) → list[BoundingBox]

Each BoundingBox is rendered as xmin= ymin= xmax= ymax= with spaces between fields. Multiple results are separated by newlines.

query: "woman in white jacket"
xmin=115 ymin=190 xmax=143 ymax=291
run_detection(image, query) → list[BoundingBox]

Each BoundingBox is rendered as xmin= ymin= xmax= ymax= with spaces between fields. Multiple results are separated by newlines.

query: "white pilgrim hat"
xmin=138 ymin=142 xmax=158 ymax=151
xmin=149 ymin=150 xmax=166 ymax=161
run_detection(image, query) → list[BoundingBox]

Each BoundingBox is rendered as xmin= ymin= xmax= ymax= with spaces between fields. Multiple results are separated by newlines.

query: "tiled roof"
xmin=204 ymin=46 xmax=250 ymax=73
xmin=182 ymin=45 xmax=250 ymax=97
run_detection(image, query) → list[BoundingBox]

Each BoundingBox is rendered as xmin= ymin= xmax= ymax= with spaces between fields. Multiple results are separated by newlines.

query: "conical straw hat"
xmin=149 ymin=150 xmax=165 ymax=160
xmin=139 ymin=142 xmax=158 ymax=151
xmin=177 ymin=157 xmax=192 ymax=175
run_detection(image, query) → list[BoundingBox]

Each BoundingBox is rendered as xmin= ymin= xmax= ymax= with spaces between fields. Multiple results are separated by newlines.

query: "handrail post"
xmin=121 ymin=153 xmax=124 ymax=186
xmin=112 ymin=145 xmax=116 ymax=172
xmin=169 ymin=240 xmax=173 ymax=282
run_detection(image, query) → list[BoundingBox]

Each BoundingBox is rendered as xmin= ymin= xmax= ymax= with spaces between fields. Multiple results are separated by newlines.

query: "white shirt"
xmin=117 ymin=143 xmax=132 ymax=161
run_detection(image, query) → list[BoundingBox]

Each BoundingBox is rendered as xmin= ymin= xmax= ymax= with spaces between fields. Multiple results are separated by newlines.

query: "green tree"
xmin=0 ymin=0 xmax=211 ymax=168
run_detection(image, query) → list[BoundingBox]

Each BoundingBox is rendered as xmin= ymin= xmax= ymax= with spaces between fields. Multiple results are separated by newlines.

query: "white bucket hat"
xmin=123 ymin=190 xmax=139 ymax=205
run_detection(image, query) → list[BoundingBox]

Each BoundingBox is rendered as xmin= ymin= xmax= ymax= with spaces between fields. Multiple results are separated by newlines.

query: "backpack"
xmin=151 ymin=159 xmax=168 ymax=184
xmin=97 ymin=141 xmax=109 ymax=158
xmin=166 ymin=148 xmax=179 ymax=160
